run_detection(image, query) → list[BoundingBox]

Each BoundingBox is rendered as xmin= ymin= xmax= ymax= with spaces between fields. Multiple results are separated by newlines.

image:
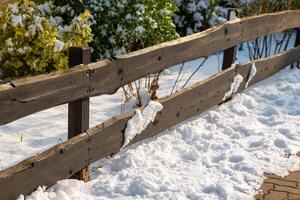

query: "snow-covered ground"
xmin=0 ymin=53 xmax=224 ymax=170
xmin=0 ymin=32 xmax=298 ymax=199
xmin=19 ymin=67 xmax=300 ymax=200
xmin=0 ymin=32 xmax=295 ymax=170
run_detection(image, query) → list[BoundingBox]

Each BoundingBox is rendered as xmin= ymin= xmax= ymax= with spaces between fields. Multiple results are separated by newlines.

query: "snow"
xmin=19 ymin=68 xmax=300 ymax=199
xmin=17 ymin=48 xmax=25 ymax=54
xmin=193 ymin=12 xmax=203 ymax=22
xmin=186 ymin=2 xmax=197 ymax=14
xmin=245 ymin=63 xmax=257 ymax=88
xmin=227 ymin=17 xmax=241 ymax=24
xmin=175 ymin=0 xmax=183 ymax=6
xmin=228 ymin=10 xmax=237 ymax=21
xmin=54 ymin=40 xmax=65 ymax=52
xmin=11 ymin=15 xmax=22 ymax=27
xmin=230 ymin=60 xmax=240 ymax=69
xmin=122 ymin=101 xmax=163 ymax=149
xmin=0 ymin=31 xmax=298 ymax=199
xmin=9 ymin=4 xmax=19 ymax=14
xmin=208 ymin=12 xmax=218 ymax=26
xmin=135 ymin=26 xmax=145 ymax=34
xmin=198 ymin=1 xmax=208 ymax=9
xmin=139 ymin=89 xmax=151 ymax=108
xmin=217 ymin=16 xmax=227 ymax=24
xmin=37 ymin=3 xmax=51 ymax=16
xmin=223 ymin=73 xmax=244 ymax=100
xmin=186 ymin=27 xmax=194 ymax=35
xmin=0 ymin=38 xmax=293 ymax=169
xmin=123 ymin=96 xmax=138 ymax=112
xmin=0 ymin=52 xmax=221 ymax=169
xmin=5 ymin=38 xmax=13 ymax=47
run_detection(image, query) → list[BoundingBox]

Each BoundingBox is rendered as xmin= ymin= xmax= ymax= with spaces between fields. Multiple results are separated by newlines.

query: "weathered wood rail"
xmin=0 ymin=10 xmax=300 ymax=200
xmin=1 ymin=10 xmax=300 ymax=125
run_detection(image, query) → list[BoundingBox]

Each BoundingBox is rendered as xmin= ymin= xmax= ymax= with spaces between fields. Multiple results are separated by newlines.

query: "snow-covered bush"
xmin=1 ymin=0 xmax=13 ymax=10
xmin=0 ymin=0 xmax=93 ymax=79
xmin=53 ymin=0 xmax=178 ymax=60
xmin=51 ymin=0 xmax=91 ymax=24
xmin=228 ymin=0 xmax=300 ymax=60
xmin=174 ymin=0 xmax=300 ymax=37
xmin=228 ymin=0 xmax=300 ymax=17
xmin=174 ymin=0 xmax=227 ymax=36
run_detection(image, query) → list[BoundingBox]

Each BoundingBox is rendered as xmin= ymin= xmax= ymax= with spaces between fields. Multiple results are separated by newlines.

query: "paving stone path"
xmin=256 ymin=171 xmax=300 ymax=200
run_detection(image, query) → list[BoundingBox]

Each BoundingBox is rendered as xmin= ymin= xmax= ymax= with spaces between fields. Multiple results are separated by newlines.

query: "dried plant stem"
xmin=122 ymin=86 xmax=130 ymax=100
xmin=170 ymin=62 xmax=185 ymax=95
xmin=181 ymin=57 xmax=208 ymax=90
xmin=150 ymin=72 xmax=161 ymax=100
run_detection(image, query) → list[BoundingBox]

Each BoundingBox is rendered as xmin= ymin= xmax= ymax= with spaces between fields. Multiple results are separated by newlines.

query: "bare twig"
xmin=170 ymin=62 xmax=185 ymax=94
xmin=181 ymin=57 xmax=208 ymax=90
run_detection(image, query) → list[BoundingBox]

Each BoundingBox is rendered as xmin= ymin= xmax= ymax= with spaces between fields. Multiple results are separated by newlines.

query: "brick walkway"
xmin=256 ymin=171 xmax=300 ymax=200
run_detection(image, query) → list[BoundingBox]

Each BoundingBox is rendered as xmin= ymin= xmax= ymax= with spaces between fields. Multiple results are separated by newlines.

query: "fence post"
xmin=222 ymin=9 xmax=238 ymax=70
xmin=68 ymin=47 xmax=91 ymax=182
xmin=292 ymin=28 xmax=300 ymax=69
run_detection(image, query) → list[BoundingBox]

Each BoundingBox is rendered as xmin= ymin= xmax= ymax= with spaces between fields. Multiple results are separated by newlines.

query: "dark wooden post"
xmin=68 ymin=47 xmax=91 ymax=182
xmin=222 ymin=9 xmax=238 ymax=70
xmin=292 ymin=28 xmax=300 ymax=69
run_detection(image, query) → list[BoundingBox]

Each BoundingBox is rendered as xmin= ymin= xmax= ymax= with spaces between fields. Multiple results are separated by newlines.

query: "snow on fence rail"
xmin=1 ymin=10 xmax=300 ymax=125
xmin=0 ymin=10 xmax=300 ymax=200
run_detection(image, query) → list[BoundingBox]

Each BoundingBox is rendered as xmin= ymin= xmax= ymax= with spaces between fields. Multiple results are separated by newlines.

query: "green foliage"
xmin=1 ymin=0 xmax=14 ymax=9
xmin=0 ymin=0 xmax=93 ymax=79
xmin=52 ymin=0 xmax=91 ymax=24
xmin=53 ymin=0 xmax=178 ymax=60
xmin=174 ymin=0 xmax=227 ymax=36
xmin=228 ymin=0 xmax=300 ymax=17
xmin=174 ymin=0 xmax=300 ymax=36
xmin=293 ymin=0 xmax=300 ymax=8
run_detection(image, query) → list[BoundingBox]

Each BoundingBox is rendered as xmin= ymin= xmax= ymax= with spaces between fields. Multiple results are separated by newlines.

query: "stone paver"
xmin=256 ymin=172 xmax=300 ymax=200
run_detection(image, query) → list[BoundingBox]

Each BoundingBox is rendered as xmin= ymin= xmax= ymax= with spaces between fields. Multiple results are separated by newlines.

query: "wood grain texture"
xmin=1 ymin=11 xmax=300 ymax=125
xmin=68 ymin=47 xmax=91 ymax=181
xmin=0 ymin=133 xmax=90 ymax=200
xmin=1 ymin=46 xmax=299 ymax=199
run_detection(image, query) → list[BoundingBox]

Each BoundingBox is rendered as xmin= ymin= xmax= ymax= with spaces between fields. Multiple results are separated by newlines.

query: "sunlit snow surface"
xmin=122 ymin=101 xmax=163 ymax=149
xmin=0 ymin=54 xmax=221 ymax=170
xmin=245 ymin=63 xmax=257 ymax=88
xmin=0 ymin=31 xmax=299 ymax=199
xmin=19 ymin=68 xmax=300 ymax=200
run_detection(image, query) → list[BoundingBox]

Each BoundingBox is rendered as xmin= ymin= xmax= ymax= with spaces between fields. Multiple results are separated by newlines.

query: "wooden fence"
xmin=0 ymin=10 xmax=300 ymax=200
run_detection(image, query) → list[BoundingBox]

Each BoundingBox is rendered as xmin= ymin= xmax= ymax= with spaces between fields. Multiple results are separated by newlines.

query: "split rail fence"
xmin=0 ymin=10 xmax=300 ymax=200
